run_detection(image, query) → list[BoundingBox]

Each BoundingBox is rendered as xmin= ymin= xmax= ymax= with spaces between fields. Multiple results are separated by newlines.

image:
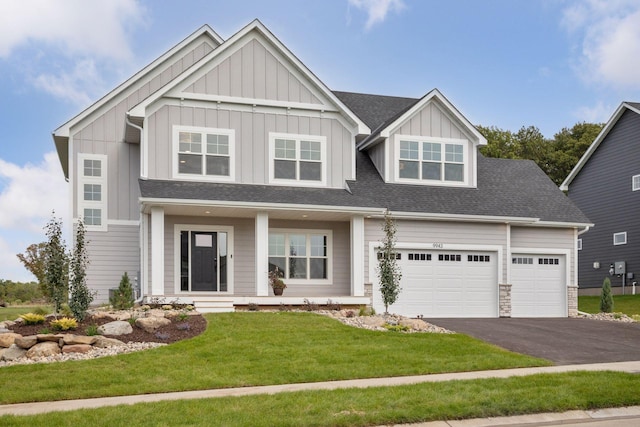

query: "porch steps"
xmin=192 ymin=297 xmax=235 ymax=313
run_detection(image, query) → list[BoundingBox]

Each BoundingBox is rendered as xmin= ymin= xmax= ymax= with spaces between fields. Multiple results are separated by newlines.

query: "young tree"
xmin=69 ymin=219 xmax=94 ymax=321
xmin=110 ymin=272 xmax=134 ymax=310
xmin=600 ymin=277 xmax=614 ymax=313
xmin=16 ymin=242 xmax=49 ymax=298
xmin=44 ymin=212 xmax=68 ymax=315
xmin=377 ymin=210 xmax=402 ymax=314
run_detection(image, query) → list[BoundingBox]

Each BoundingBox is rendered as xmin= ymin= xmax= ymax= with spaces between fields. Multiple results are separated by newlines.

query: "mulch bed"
xmin=7 ymin=313 xmax=207 ymax=344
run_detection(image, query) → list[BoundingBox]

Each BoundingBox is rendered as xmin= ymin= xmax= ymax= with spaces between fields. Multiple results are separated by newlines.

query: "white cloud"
xmin=0 ymin=0 xmax=144 ymax=61
xmin=562 ymin=0 xmax=640 ymax=88
xmin=0 ymin=152 xmax=68 ymax=232
xmin=573 ymin=101 xmax=614 ymax=124
xmin=348 ymin=0 xmax=406 ymax=30
xmin=32 ymin=59 xmax=103 ymax=107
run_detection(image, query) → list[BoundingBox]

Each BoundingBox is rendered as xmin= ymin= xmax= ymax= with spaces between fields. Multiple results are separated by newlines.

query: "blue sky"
xmin=1 ymin=0 xmax=640 ymax=282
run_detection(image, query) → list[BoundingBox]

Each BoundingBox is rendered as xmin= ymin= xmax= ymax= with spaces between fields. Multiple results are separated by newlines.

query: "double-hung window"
xmin=174 ymin=126 xmax=235 ymax=181
xmin=78 ymin=154 xmax=107 ymax=231
xmin=269 ymin=133 xmax=326 ymax=186
xmin=397 ymin=136 xmax=467 ymax=184
xmin=268 ymin=230 xmax=332 ymax=283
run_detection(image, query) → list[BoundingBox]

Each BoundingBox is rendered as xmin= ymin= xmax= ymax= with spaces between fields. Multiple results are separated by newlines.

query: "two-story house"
xmin=561 ymin=102 xmax=640 ymax=295
xmin=53 ymin=20 xmax=590 ymax=317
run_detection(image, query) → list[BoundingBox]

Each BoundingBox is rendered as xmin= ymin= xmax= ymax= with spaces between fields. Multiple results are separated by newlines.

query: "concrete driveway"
xmin=427 ymin=318 xmax=640 ymax=365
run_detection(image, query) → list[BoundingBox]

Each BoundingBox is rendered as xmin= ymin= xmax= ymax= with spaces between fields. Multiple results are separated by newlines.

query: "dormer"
xmin=343 ymin=89 xmax=487 ymax=188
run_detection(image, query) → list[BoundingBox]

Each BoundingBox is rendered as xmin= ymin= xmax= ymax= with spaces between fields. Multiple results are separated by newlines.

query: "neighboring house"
xmin=561 ymin=102 xmax=640 ymax=295
xmin=53 ymin=20 xmax=590 ymax=317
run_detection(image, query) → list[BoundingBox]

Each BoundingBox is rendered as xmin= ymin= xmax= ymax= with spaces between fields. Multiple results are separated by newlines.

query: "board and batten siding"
xmin=268 ymin=219 xmax=351 ymax=297
xmin=568 ymin=109 xmax=640 ymax=289
xmin=364 ymin=219 xmax=508 ymax=283
xmin=85 ymin=225 xmax=140 ymax=304
xmin=183 ymin=37 xmax=323 ymax=105
xmin=70 ymin=38 xmax=216 ymax=222
xmin=387 ymin=101 xmax=477 ymax=185
xmin=510 ymin=226 xmax=576 ymax=284
xmin=147 ymin=105 xmax=354 ymax=187
xmin=367 ymin=142 xmax=386 ymax=180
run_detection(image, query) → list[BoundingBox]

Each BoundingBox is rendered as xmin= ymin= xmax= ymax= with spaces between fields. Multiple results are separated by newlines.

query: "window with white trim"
xmin=268 ymin=230 xmax=332 ymax=283
xmin=78 ymin=154 xmax=107 ymax=230
xmin=396 ymin=136 xmax=467 ymax=184
xmin=173 ymin=126 xmax=235 ymax=181
xmin=269 ymin=133 xmax=326 ymax=186
xmin=633 ymin=175 xmax=640 ymax=191
xmin=613 ymin=232 xmax=627 ymax=246
xmin=577 ymin=239 xmax=582 ymax=251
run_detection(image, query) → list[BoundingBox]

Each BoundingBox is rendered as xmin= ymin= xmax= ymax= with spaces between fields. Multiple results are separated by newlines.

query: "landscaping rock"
xmin=0 ymin=332 xmax=22 ymax=348
xmin=26 ymin=341 xmax=61 ymax=358
xmin=400 ymin=318 xmax=429 ymax=331
xmin=2 ymin=344 xmax=27 ymax=361
xmin=92 ymin=336 xmax=126 ymax=348
xmin=14 ymin=335 xmax=38 ymax=349
xmin=62 ymin=344 xmax=93 ymax=354
xmin=61 ymin=334 xmax=97 ymax=345
xmin=359 ymin=316 xmax=387 ymax=328
xmin=98 ymin=320 xmax=133 ymax=336
xmin=0 ymin=320 xmax=15 ymax=329
xmin=135 ymin=316 xmax=171 ymax=333
xmin=37 ymin=334 xmax=62 ymax=342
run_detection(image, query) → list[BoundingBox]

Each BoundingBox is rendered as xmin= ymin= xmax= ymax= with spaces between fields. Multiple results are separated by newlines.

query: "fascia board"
xmin=560 ymin=102 xmax=633 ymax=191
xmin=54 ymin=25 xmax=222 ymax=137
xmin=378 ymin=89 xmax=487 ymax=145
xmin=129 ymin=20 xmax=370 ymax=135
xmin=381 ymin=210 xmax=540 ymax=224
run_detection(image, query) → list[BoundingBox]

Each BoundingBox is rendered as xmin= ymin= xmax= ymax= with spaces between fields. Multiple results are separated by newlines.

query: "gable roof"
xmin=336 ymin=89 xmax=487 ymax=151
xmin=560 ymin=102 xmax=640 ymax=191
xmin=127 ymin=19 xmax=369 ymax=135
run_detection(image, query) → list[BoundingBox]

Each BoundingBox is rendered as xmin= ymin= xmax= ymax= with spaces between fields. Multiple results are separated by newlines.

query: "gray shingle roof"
xmin=333 ymin=91 xmax=418 ymax=131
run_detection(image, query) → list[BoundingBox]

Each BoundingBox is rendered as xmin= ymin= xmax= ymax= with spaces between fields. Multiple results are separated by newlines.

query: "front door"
xmin=191 ymin=232 xmax=218 ymax=291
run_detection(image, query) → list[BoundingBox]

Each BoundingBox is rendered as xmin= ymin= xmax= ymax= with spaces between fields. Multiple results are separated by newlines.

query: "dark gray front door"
xmin=191 ymin=232 xmax=217 ymax=291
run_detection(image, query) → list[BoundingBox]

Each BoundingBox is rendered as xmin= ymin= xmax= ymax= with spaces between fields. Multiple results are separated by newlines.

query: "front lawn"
xmin=0 ymin=312 xmax=548 ymax=404
xmin=579 ymin=294 xmax=640 ymax=316
xmin=2 ymin=371 xmax=640 ymax=426
xmin=0 ymin=306 xmax=51 ymax=322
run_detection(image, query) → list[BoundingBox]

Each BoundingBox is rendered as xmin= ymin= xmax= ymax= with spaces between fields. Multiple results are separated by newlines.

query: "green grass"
xmin=2 ymin=371 xmax=639 ymax=426
xmin=579 ymin=294 xmax=640 ymax=315
xmin=0 ymin=312 xmax=548 ymax=404
xmin=0 ymin=305 xmax=51 ymax=322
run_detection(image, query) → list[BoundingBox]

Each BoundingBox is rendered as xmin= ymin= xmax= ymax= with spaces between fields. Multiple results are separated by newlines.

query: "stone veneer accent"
xmin=499 ymin=283 xmax=512 ymax=317
xmin=567 ymin=284 xmax=578 ymax=317
xmin=364 ymin=282 xmax=373 ymax=300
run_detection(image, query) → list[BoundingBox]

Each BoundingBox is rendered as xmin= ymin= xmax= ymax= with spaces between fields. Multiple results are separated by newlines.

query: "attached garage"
xmin=511 ymin=254 xmax=566 ymax=317
xmin=373 ymin=249 xmax=499 ymax=318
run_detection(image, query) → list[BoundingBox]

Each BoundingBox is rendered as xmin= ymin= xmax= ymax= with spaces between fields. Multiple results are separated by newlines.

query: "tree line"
xmin=477 ymin=122 xmax=604 ymax=186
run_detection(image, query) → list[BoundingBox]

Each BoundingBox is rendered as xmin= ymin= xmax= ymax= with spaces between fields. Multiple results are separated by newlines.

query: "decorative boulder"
xmin=92 ymin=336 xmax=125 ymax=348
xmin=399 ymin=319 xmax=429 ymax=331
xmin=361 ymin=316 xmax=386 ymax=328
xmin=14 ymin=335 xmax=38 ymax=349
xmin=62 ymin=344 xmax=93 ymax=354
xmin=26 ymin=341 xmax=61 ymax=358
xmin=135 ymin=317 xmax=171 ymax=333
xmin=2 ymin=344 xmax=27 ymax=361
xmin=61 ymin=334 xmax=97 ymax=345
xmin=98 ymin=321 xmax=133 ymax=336
xmin=0 ymin=332 xmax=22 ymax=348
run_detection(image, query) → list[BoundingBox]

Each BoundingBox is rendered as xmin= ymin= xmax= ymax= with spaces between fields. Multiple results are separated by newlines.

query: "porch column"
xmin=256 ymin=212 xmax=269 ymax=296
xmin=351 ymin=215 xmax=365 ymax=296
xmin=150 ymin=206 xmax=164 ymax=296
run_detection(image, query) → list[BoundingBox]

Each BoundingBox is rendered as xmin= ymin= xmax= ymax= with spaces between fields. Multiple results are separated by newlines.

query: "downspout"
xmin=125 ymin=113 xmax=146 ymax=304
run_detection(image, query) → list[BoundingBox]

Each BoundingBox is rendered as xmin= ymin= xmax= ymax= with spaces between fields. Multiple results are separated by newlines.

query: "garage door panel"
xmin=511 ymin=254 xmax=565 ymax=317
xmin=376 ymin=249 xmax=498 ymax=318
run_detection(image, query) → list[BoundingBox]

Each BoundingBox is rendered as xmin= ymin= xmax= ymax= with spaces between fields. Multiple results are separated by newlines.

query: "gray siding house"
xmin=54 ymin=20 xmax=590 ymax=317
xmin=561 ymin=102 xmax=640 ymax=295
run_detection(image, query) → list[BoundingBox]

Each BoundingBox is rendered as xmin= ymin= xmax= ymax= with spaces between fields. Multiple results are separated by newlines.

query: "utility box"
xmin=615 ymin=261 xmax=626 ymax=275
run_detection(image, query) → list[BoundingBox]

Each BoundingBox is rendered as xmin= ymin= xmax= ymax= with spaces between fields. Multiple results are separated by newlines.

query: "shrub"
xmin=176 ymin=322 xmax=191 ymax=331
xmin=69 ymin=218 xmax=94 ymax=321
xmin=110 ymin=272 xmax=135 ymax=310
xmin=600 ymin=277 xmax=614 ymax=313
xmin=85 ymin=324 xmax=99 ymax=336
xmin=20 ymin=313 xmax=46 ymax=325
xmin=177 ymin=311 xmax=189 ymax=321
xmin=50 ymin=317 xmax=78 ymax=331
xmin=384 ymin=323 xmax=410 ymax=332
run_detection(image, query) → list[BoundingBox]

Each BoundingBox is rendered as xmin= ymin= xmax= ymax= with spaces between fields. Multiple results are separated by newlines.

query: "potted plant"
xmin=269 ymin=268 xmax=287 ymax=296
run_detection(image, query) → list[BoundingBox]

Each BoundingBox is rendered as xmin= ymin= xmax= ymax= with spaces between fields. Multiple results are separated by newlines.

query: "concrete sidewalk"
xmin=1 ymin=360 xmax=640 ymax=418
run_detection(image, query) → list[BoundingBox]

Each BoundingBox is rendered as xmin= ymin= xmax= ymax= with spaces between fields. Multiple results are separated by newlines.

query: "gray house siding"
xmin=510 ymin=226 xmax=576 ymax=283
xmin=568 ymin=109 xmax=640 ymax=289
xmin=147 ymin=105 xmax=354 ymax=187
xmin=85 ymin=224 xmax=140 ymax=304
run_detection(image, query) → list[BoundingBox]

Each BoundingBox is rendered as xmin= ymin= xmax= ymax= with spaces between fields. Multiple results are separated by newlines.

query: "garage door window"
xmin=539 ymin=258 xmax=560 ymax=265
xmin=468 ymin=255 xmax=491 ymax=262
xmin=512 ymin=257 xmax=533 ymax=264
xmin=438 ymin=254 xmax=461 ymax=261
xmin=408 ymin=253 xmax=431 ymax=261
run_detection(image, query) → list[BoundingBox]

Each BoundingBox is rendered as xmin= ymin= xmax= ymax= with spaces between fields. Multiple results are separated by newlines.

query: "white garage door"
xmin=373 ymin=250 xmax=498 ymax=318
xmin=511 ymin=255 xmax=566 ymax=317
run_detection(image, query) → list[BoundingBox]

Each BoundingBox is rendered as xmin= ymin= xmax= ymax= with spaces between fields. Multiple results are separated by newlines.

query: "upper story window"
xmin=173 ymin=126 xmax=235 ymax=182
xmin=613 ymin=232 xmax=627 ymax=246
xmin=633 ymin=175 xmax=640 ymax=191
xmin=78 ymin=154 xmax=107 ymax=231
xmin=269 ymin=133 xmax=327 ymax=186
xmin=395 ymin=136 xmax=467 ymax=185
